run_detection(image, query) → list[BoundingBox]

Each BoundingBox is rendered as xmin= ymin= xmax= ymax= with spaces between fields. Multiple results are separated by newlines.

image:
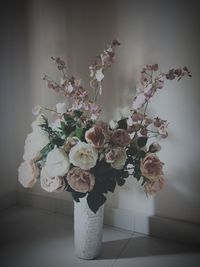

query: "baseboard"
xmin=0 ymin=191 xmax=16 ymax=211
xmin=16 ymin=191 xmax=200 ymax=245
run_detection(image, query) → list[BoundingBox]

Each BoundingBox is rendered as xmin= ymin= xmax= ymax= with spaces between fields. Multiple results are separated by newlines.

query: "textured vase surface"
xmin=74 ymin=197 xmax=104 ymax=260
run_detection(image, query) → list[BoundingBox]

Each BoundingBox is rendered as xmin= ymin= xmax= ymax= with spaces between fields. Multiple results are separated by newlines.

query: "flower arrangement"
xmin=18 ymin=40 xmax=191 ymax=213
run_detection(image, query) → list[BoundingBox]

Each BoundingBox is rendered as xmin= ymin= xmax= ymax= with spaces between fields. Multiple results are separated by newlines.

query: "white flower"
xmin=56 ymin=103 xmax=67 ymax=114
xmin=23 ymin=127 xmax=49 ymax=161
xmin=31 ymin=115 xmax=46 ymax=130
xmin=69 ymin=142 xmax=98 ymax=170
xmin=40 ymin=167 xmax=65 ymax=192
xmin=18 ymin=161 xmax=39 ymax=188
xmin=45 ymin=147 xmax=70 ymax=177
xmin=109 ymin=120 xmax=118 ymax=130
xmin=66 ymin=83 xmax=74 ymax=93
xmin=95 ymin=69 xmax=104 ymax=82
xmin=32 ymin=105 xmax=42 ymax=115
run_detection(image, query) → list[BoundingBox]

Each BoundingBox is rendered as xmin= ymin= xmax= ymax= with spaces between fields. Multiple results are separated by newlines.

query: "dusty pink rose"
xmin=144 ymin=176 xmax=165 ymax=195
xmin=111 ymin=129 xmax=131 ymax=147
xmin=85 ymin=126 xmax=107 ymax=149
xmin=66 ymin=167 xmax=95 ymax=193
xmin=105 ymin=147 xmax=127 ymax=170
xmin=140 ymin=153 xmax=164 ymax=181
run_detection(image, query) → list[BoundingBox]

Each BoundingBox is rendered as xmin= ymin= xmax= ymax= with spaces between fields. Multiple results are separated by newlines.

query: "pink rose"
xmin=105 ymin=147 xmax=127 ymax=170
xmin=111 ymin=129 xmax=131 ymax=147
xmin=144 ymin=176 xmax=165 ymax=195
xmin=140 ymin=153 xmax=164 ymax=181
xmin=66 ymin=167 xmax=95 ymax=193
xmin=85 ymin=125 xmax=107 ymax=149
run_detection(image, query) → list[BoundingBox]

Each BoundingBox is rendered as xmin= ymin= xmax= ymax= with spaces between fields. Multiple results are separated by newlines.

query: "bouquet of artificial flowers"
xmin=18 ymin=40 xmax=191 ymax=213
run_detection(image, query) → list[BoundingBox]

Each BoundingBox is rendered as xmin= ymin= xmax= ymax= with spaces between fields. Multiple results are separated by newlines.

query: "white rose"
xmin=31 ymin=115 xmax=46 ymax=130
xmin=40 ymin=167 xmax=65 ymax=192
xmin=18 ymin=161 xmax=39 ymax=188
xmin=56 ymin=102 xmax=67 ymax=114
xmin=69 ymin=142 xmax=98 ymax=170
xmin=45 ymin=147 xmax=70 ymax=177
xmin=23 ymin=127 xmax=49 ymax=161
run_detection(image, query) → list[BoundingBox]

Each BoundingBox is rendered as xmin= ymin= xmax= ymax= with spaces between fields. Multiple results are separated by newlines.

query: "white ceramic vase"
xmin=74 ymin=197 xmax=104 ymax=259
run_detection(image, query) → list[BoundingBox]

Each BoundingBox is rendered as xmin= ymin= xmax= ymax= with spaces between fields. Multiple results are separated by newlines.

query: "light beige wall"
xmin=2 ymin=0 xmax=199 ymax=223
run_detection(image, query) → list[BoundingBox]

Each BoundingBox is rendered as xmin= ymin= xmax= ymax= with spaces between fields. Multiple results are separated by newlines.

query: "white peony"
xmin=18 ymin=161 xmax=39 ymax=188
xmin=56 ymin=102 xmax=67 ymax=114
xmin=45 ymin=147 xmax=70 ymax=177
xmin=40 ymin=167 xmax=65 ymax=192
xmin=23 ymin=127 xmax=49 ymax=161
xmin=69 ymin=142 xmax=98 ymax=170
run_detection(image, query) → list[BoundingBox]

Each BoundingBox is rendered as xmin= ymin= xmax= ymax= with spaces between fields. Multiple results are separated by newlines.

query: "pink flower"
xmin=105 ymin=147 xmax=127 ymax=170
xmin=140 ymin=153 xmax=164 ymax=181
xmin=144 ymin=176 xmax=165 ymax=195
xmin=85 ymin=126 xmax=107 ymax=149
xmin=66 ymin=167 xmax=95 ymax=193
xmin=111 ymin=129 xmax=131 ymax=147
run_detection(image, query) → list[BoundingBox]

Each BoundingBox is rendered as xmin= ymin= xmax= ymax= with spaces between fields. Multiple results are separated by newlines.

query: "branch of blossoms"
xmin=89 ymin=39 xmax=120 ymax=102
xmin=132 ymin=64 xmax=192 ymax=110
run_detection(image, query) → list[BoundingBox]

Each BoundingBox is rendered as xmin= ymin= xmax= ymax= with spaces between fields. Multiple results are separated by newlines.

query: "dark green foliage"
xmin=87 ymin=192 xmax=106 ymax=213
xmin=117 ymin=118 xmax=127 ymax=129
xmin=137 ymin=137 xmax=147 ymax=147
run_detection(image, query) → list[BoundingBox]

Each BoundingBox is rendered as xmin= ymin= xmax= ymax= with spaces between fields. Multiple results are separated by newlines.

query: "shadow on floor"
xmin=100 ymin=236 xmax=200 ymax=259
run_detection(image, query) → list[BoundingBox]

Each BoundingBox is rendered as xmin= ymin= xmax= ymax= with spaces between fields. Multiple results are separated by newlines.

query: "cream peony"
xmin=105 ymin=147 xmax=127 ymax=170
xmin=18 ymin=161 xmax=39 ymax=188
xmin=40 ymin=167 xmax=65 ymax=192
xmin=23 ymin=127 xmax=49 ymax=161
xmin=45 ymin=147 xmax=70 ymax=177
xmin=69 ymin=142 xmax=98 ymax=170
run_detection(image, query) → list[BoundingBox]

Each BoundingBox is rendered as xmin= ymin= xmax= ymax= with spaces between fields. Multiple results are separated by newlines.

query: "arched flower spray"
xmin=18 ymin=40 xmax=191 ymax=213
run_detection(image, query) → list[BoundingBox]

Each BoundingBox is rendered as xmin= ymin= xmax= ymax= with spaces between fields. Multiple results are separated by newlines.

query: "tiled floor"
xmin=0 ymin=206 xmax=200 ymax=267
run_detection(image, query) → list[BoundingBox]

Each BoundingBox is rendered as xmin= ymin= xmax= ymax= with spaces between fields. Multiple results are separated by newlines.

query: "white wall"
xmin=3 ymin=0 xmax=199 ymax=223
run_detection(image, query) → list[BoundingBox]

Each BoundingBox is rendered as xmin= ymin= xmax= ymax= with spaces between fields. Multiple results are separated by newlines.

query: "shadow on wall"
xmin=0 ymin=1 xmax=32 ymax=195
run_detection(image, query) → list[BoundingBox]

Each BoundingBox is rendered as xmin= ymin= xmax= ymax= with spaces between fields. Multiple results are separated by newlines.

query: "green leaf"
xmin=106 ymin=177 xmax=116 ymax=193
xmin=137 ymin=137 xmax=147 ymax=148
xmin=87 ymin=192 xmax=106 ymax=213
xmin=72 ymin=191 xmax=87 ymax=202
xmin=74 ymin=110 xmax=83 ymax=118
xmin=60 ymin=121 xmax=66 ymax=130
xmin=75 ymin=127 xmax=83 ymax=139
xmin=116 ymin=178 xmax=126 ymax=186
xmin=117 ymin=119 xmax=127 ymax=130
